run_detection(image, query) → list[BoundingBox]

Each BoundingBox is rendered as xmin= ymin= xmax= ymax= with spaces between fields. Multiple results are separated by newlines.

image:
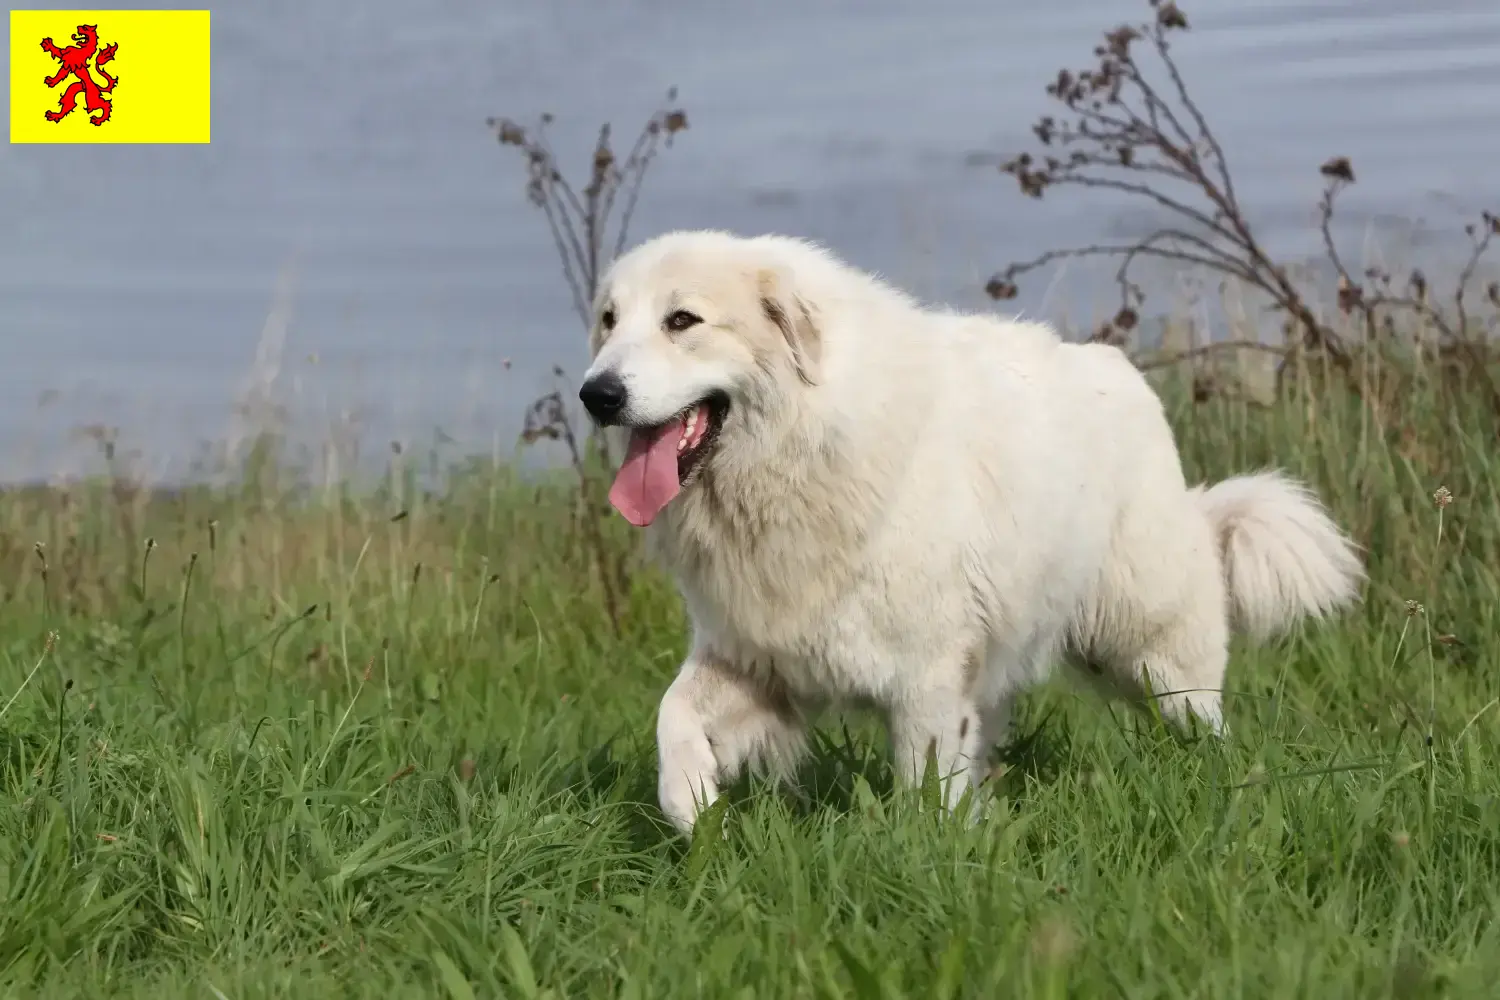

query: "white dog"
xmin=577 ymin=230 xmax=1363 ymax=837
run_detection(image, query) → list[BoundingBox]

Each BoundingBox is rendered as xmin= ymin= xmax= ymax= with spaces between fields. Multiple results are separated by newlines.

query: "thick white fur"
xmin=582 ymin=230 xmax=1365 ymax=837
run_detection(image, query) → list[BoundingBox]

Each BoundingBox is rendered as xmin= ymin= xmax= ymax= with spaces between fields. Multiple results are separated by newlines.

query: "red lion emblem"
xmin=41 ymin=24 xmax=119 ymax=126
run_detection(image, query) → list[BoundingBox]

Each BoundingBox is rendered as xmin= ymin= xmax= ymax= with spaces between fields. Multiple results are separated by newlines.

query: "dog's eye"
xmin=665 ymin=310 xmax=702 ymax=332
xmin=600 ymin=308 xmax=616 ymax=331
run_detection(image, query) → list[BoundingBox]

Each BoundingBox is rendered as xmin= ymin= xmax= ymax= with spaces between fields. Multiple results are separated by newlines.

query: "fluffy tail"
xmin=1194 ymin=470 xmax=1364 ymax=641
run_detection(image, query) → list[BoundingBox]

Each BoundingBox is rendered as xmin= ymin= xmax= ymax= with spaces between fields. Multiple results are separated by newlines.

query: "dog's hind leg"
xmin=656 ymin=650 xmax=808 ymax=837
xmin=1082 ymin=511 xmax=1232 ymax=734
xmin=1098 ymin=616 xmax=1230 ymax=734
xmin=1138 ymin=631 xmax=1228 ymax=734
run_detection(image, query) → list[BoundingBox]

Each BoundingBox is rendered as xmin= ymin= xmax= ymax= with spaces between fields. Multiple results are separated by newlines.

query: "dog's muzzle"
xmin=579 ymin=371 xmax=628 ymax=425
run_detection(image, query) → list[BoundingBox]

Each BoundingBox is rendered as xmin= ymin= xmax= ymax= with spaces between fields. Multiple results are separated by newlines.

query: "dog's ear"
xmin=757 ymin=268 xmax=822 ymax=386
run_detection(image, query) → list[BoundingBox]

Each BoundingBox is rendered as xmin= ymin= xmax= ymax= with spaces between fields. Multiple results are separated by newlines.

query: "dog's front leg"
xmin=888 ymin=682 xmax=989 ymax=816
xmin=656 ymin=651 xmax=806 ymax=837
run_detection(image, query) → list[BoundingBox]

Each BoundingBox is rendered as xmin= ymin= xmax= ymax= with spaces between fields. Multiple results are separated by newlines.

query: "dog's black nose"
xmin=579 ymin=371 xmax=628 ymax=424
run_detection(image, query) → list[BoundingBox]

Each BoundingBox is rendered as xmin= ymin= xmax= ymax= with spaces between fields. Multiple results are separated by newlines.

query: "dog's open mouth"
xmin=608 ymin=392 xmax=728 ymax=527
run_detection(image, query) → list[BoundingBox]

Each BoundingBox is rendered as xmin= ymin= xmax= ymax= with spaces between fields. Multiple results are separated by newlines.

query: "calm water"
xmin=2 ymin=0 xmax=1498 ymax=481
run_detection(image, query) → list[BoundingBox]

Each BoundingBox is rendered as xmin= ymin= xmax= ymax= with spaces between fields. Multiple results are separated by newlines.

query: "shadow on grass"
xmin=489 ymin=706 xmax=1087 ymax=855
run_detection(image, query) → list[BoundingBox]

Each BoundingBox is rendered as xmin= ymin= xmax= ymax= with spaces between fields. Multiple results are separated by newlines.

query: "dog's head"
xmin=578 ymin=231 xmax=824 ymax=527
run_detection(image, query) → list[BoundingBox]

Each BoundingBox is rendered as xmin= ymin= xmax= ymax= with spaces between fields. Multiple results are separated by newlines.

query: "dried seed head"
xmin=1319 ymin=156 xmax=1355 ymax=183
xmin=592 ymin=142 xmax=615 ymax=178
xmin=1405 ymin=600 xmax=1424 ymax=618
xmin=1336 ymin=275 xmax=1363 ymax=313
xmin=985 ymin=277 xmax=1019 ymax=300
xmin=489 ymin=118 xmax=527 ymax=146
xmin=1104 ymin=25 xmax=1140 ymax=58
xmin=1157 ymin=2 xmax=1189 ymax=30
xmin=1432 ymin=486 xmax=1452 ymax=509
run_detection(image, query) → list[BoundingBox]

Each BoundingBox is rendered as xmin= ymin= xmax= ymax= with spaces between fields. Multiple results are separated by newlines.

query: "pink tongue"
xmin=609 ymin=422 xmax=682 ymax=526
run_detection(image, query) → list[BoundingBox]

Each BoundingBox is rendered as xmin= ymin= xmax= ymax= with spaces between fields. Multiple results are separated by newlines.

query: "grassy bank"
xmin=1 ymin=339 xmax=1497 ymax=997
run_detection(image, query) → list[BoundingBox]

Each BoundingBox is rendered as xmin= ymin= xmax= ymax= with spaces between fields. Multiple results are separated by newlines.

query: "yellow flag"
xmin=9 ymin=9 xmax=211 ymax=143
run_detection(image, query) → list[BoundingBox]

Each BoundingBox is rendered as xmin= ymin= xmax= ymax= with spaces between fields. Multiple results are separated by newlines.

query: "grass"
xmin=1 ymin=338 xmax=1498 ymax=999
